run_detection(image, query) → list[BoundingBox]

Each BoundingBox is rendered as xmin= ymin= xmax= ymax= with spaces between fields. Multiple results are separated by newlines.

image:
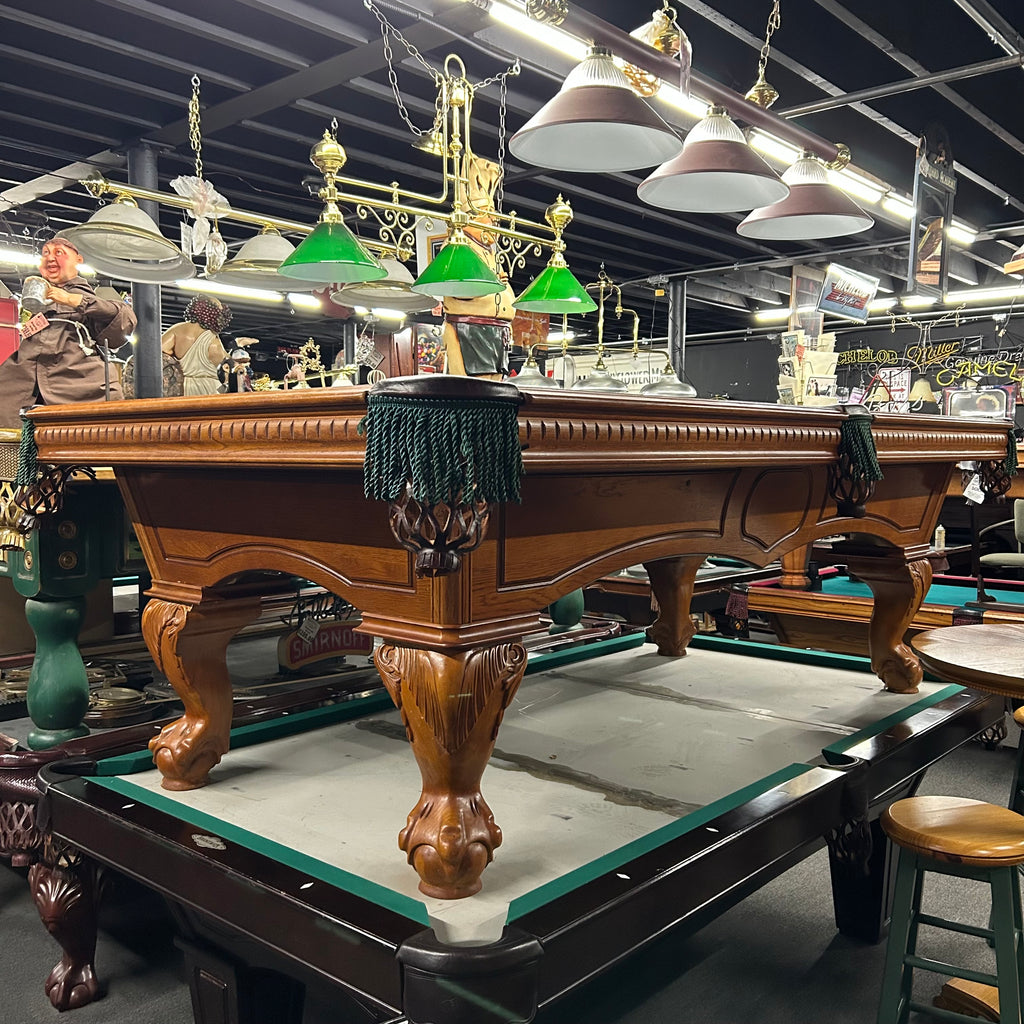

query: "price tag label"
xmin=963 ymin=472 xmax=986 ymax=505
xmin=296 ymin=617 xmax=321 ymax=642
xmin=20 ymin=313 xmax=49 ymax=338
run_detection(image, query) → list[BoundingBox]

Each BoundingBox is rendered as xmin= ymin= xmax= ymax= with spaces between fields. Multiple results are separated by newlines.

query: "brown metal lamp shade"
xmin=508 ymin=46 xmax=682 ymax=173
xmin=637 ymin=107 xmax=789 ymax=213
xmin=737 ymin=154 xmax=874 ymax=240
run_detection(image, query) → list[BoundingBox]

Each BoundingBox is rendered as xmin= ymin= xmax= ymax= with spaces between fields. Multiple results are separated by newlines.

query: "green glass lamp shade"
xmin=410 ymin=240 xmax=504 ymax=299
xmin=513 ymin=265 xmax=598 ymax=314
xmin=278 ymin=221 xmax=386 ymax=283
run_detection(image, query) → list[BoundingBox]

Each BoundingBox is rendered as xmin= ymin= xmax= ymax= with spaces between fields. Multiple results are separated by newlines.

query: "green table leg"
xmin=25 ymin=595 xmax=91 ymax=749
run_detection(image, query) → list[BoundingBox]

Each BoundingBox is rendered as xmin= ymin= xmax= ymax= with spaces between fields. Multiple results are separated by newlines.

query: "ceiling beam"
xmin=142 ymin=4 xmax=490 ymax=147
xmin=89 ymin=0 xmax=310 ymax=70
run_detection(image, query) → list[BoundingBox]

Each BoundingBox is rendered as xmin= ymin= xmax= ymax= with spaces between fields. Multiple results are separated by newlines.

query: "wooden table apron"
xmin=26 ymin=389 xmax=1011 ymax=899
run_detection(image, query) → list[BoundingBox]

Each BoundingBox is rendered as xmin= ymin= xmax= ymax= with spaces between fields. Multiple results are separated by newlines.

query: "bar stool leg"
xmin=877 ymin=852 xmax=921 ymax=1024
xmin=992 ymin=866 xmax=1024 ymax=1024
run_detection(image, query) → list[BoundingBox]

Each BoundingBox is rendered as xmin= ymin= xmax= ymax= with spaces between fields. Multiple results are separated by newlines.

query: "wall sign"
xmin=907 ymin=130 xmax=957 ymax=299
xmin=816 ymin=263 xmax=880 ymax=323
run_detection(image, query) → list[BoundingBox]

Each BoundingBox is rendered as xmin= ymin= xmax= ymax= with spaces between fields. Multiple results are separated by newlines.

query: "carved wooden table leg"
xmin=375 ymin=641 xmax=528 ymax=899
xmin=644 ymin=554 xmax=707 ymax=656
xmin=846 ymin=554 xmax=933 ymax=694
xmin=28 ymin=835 xmax=106 ymax=1011
xmin=779 ymin=544 xmax=812 ymax=590
xmin=145 ymin=595 xmax=262 ymax=791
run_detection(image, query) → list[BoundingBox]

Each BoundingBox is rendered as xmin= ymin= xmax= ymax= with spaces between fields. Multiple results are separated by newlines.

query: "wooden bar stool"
xmin=877 ymin=796 xmax=1024 ymax=1024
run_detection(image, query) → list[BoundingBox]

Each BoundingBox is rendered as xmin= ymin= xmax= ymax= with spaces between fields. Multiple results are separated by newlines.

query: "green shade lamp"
xmin=278 ymin=129 xmax=387 ymax=285
xmin=513 ymin=259 xmax=597 ymax=314
xmin=410 ymin=217 xmax=504 ymax=300
xmin=513 ymin=196 xmax=595 ymax=313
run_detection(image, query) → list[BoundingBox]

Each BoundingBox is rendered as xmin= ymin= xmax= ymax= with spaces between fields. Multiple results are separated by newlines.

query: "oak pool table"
xmin=744 ymin=571 xmax=1024 ymax=657
xmin=34 ymin=638 xmax=1003 ymax=1023
xmin=24 ymin=382 xmax=1013 ymax=899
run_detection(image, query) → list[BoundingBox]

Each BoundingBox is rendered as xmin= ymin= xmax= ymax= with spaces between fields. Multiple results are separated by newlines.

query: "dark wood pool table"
xmin=33 ymin=638 xmax=1004 ymax=1023
xmin=25 ymin=384 xmax=1012 ymax=899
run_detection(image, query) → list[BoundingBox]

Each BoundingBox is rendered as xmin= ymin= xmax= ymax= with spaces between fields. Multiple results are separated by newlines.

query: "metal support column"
xmin=667 ymin=279 xmax=687 ymax=380
xmin=341 ymin=319 xmax=356 ymax=365
xmin=126 ymin=144 xmax=163 ymax=399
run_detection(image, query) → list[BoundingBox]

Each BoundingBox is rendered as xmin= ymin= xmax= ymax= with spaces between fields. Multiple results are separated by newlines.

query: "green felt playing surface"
xmin=823 ymin=577 xmax=1024 ymax=606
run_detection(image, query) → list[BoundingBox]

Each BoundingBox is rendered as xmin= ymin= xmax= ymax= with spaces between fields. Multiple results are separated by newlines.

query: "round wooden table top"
xmin=911 ymin=623 xmax=1024 ymax=700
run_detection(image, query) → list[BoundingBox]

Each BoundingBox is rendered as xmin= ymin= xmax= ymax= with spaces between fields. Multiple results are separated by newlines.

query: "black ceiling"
xmin=2 ymin=0 xmax=1023 ymax=362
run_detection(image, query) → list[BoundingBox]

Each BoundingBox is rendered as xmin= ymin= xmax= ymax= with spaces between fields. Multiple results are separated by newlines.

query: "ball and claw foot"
xmin=44 ymin=957 xmax=100 ymax=1011
xmin=401 ymin=795 xmax=501 ymax=899
xmin=149 ymin=718 xmax=223 ymax=790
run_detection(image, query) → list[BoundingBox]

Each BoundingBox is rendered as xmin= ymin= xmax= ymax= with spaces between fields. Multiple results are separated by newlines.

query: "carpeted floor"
xmin=1 ymin=722 xmax=1016 ymax=1024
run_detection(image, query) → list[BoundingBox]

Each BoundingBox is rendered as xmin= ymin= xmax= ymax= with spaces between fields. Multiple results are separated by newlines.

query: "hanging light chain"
xmin=364 ymin=0 xmax=441 ymax=138
xmin=475 ymin=60 xmax=520 ymax=214
xmin=188 ymin=74 xmax=203 ymax=180
xmin=756 ymin=0 xmax=782 ymax=81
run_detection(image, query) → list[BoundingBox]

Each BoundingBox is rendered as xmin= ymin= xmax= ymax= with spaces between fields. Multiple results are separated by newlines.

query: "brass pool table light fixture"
xmin=331 ymin=258 xmax=437 ymax=314
xmin=277 ymin=128 xmax=387 ymax=285
xmin=512 ymin=197 xmax=598 ymax=313
xmin=286 ymin=53 xmax=588 ymax=306
xmin=569 ymin=271 xmax=633 ymax=392
xmin=62 ymin=193 xmax=196 ymax=284
xmin=208 ymin=226 xmax=318 ymax=292
xmin=72 ymin=54 xmax=583 ymax=305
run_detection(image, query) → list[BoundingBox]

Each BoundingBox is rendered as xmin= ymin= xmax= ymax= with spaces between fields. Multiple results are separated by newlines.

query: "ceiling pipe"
xmin=520 ymin=1 xmax=841 ymax=165
xmin=779 ymin=54 xmax=1024 ymax=119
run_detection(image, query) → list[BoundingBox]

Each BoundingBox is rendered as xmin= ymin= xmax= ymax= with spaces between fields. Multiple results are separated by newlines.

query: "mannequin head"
xmin=183 ymin=295 xmax=233 ymax=333
xmin=39 ymin=237 xmax=83 ymax=285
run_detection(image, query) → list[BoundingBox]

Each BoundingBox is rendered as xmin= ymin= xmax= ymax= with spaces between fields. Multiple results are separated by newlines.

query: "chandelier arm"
xmin=80 ymin=177 xmax=398 ymax=257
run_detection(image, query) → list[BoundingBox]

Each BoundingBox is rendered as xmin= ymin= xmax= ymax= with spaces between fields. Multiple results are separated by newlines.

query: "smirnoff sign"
xmin=277 ymin=620 xmax=374 ymax=671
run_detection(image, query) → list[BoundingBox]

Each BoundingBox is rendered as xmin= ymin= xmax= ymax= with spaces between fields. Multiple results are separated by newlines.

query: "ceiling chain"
xmin=188 ymin=74 xmax=203 ymax=180
xmin=364 ymin=0 xmax=441 ymax=138
xmin=756 ymin=0 xmax=782 ymax=83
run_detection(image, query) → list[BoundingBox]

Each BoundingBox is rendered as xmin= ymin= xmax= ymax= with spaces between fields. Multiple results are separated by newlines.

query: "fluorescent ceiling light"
xmin=882 ymin=194 xmax=916 ymax=220
xmin=747 ymin=130 xmax=801 ymax=166
xmin=654 ymin=84 xmax=708 ymax=121
xmin=828 ymin=168 xmax=887 ymax=204
xmin=287 ymin=292 xmax=322 ymax=310
xmin=548 ymin=329 xmax=576 ymax=342
xmin=0 ymin=247 xmax=41 ymax=268
xmin=901 ymin=294 xmax=937 ymax=308
xmin=947 ymin=221 xmax=978 ymax=246
xmin=351 ymin=305 xmax=407 ymax=320
xmin=176 ymin=279 xmax=284 ymax=302
xmin=486 ymin=0 xmax=589 ymax=61
xmin=753 ymin=307 xmax=794 ymax=322
xmin=0 ymin=247 xmax=95 ymax=275
xmin=945 ymin=284 xmax=1024 ymax=304
xmin=868 ymin=297 xmax=898 ymax=311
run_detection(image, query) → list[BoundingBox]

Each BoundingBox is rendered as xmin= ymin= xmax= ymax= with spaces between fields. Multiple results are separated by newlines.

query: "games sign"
xmin=816 ymin=263 xmax=880 ymax=323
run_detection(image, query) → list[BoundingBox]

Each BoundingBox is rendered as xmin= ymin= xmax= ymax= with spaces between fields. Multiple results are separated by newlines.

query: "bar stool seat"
xmin=877 ymin=796 xmax=1024 ymax=1024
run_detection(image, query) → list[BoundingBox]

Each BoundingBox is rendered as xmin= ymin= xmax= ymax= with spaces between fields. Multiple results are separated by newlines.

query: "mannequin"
xmin=160 ymin=296 xmax=231 ymax=396
xmin=0 ymin=236 xmax=135 ymax=426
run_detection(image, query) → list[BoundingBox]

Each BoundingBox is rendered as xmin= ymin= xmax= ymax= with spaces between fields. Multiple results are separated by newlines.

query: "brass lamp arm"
xmin=82 ymin=175 xmax=398 ymax=257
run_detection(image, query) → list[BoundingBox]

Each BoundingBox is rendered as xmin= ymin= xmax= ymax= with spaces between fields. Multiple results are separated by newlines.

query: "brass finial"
xmin=544 ymin=195 xmax=573 ymax=233
xmin=310 ymin=128 xmax=347 ymax=176
xmin=744 ymin=70 xmax=779 ymax=110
